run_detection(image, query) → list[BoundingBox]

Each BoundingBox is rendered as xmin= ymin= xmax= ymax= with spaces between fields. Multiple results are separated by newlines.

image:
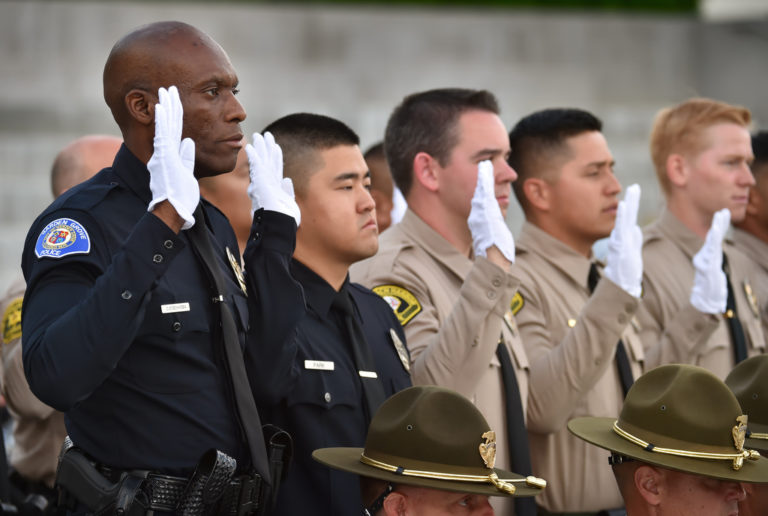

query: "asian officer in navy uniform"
xmin=20 ymin=21 xmax=301 ymax=514
xmin=245 ymin=113 xmax=411 ymax=516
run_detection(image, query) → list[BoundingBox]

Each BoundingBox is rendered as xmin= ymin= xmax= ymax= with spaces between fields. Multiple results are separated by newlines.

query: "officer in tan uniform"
xmin=731 ymin=132 xmax=768 ymax=344
xmin=640 ymin=98 xmax=765 ymax=378
xmin=0 ymin=135 xmax=121 ymax=503
xmin=507 ymin=108 xmax=644 ymax=514
xmin=351 ymin=88 xmax=530 ymax=516
xmin=569 ymin=363 xmax=768 ymax=515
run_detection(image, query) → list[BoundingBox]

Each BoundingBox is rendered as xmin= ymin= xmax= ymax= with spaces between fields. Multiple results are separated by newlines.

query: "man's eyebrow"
xmin=332 ymin=171 xmax=370 ymax=182
xmin=469 ymin=147 xmax=506 ymax=161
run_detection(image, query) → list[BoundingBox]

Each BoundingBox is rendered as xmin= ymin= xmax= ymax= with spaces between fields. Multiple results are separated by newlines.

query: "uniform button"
xmin=492 ymin=277 xmax=502 ymax=287
xmin=625 ymin=303 xmax=634 ymax=313
xmin=172 ymin=321 xmax=182 ymax=332
xmin=121 ymin=290 xmax=132 ymax=300
xmin=255 ymin=215 xmax=262 ymax=223
xmin=693 ymin=322 xmax=703 ymax=332
xmin=324 ymin=392 xmax=332 ymax=403
xmin=254 ymin=232 xmax=261 ymax=239
xmin=164 ymin=240 xmax=174 ymax=249
xmin=153 ymin=254 xmax=163 ymax=263
xmin=487 ymin=291 xmax=497 ymax=300
xmin=473 ymin=336 xmax=479 ymax=347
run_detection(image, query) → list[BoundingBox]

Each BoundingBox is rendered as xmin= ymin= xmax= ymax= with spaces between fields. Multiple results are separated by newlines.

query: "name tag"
xmin=161 ymin=302 xmax=191 ymax=314
xmin=359 ymin=370 xmax=378 ymax=379
xmin=305 ymin=360 xmax=334 ymax=371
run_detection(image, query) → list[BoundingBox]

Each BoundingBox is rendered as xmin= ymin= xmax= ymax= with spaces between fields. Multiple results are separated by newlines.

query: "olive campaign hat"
xmin=726 ymin=355 xmax=768 ymax=453
xmin=313 ymin=385 xmax=546 ymax=497
xmin=568 ymin=364 xmax=768 ymax=483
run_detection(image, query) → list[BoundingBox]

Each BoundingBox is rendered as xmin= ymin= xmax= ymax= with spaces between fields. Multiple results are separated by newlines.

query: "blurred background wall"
xmin=2 ymin=0 xmax=768 ymax=292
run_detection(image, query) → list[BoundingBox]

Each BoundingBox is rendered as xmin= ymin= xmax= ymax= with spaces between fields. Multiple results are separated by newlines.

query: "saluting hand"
xmin=147 ymin=86 xmax=199 ymax=230
xmin=690 ymin=208 xmax=729 ymax=314
xmin=245 ymin=132 xmax=301 ymax=226
xmin=603 ymin=184 xmax=643 ymax=298
xmin=467 ymin=160 xmax=515 ymax=263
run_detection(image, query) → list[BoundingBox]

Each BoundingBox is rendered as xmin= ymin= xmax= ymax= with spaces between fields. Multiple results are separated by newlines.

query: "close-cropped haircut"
xmin=508 ymin=108 xmax=602 ymax=214
xmin=384 ymin=88 xmax=500 ymax=198
xmin=263 ymin=113 xmax=359 ymax=196
xmin=751 ymin=131 xmax=768 ymax=174
xmin=649 ymin=98 xmax=751 ymax=196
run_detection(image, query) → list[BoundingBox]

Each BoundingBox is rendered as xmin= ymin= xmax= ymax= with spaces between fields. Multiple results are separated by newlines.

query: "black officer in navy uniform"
xmin=20 ymin=21 xmax=301 ymax=513
xmin=244 ymin=114 xmax=412 ymax=516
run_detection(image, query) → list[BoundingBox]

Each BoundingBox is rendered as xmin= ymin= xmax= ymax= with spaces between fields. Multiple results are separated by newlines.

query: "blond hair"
xmin=650 ymin=98 xmax=751 ymax=196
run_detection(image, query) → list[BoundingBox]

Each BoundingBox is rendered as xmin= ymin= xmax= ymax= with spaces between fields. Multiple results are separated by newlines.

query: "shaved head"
xmin=103 ymin=21 xmax=223 ymax=129
xmin=51 ymin=134 xmax=122 ymax=197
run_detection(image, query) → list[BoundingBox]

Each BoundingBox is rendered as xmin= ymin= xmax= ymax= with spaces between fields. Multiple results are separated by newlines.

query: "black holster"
xmin=255 ymin=425 xmax=292 ymax=516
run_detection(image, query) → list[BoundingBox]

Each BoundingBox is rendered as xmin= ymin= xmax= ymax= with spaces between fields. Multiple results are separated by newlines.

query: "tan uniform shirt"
xmin=0 ymin=276 xmax=66 ymax=488
xmin=351 ymin=209 xmax=528 ymax=516
xmin=731 ymin=228 xmax=768 ymax=346
xmin=639 ymin=209 xmax=765 ymax=379
xmin=512 ymin=222 xmax=643 ymax=512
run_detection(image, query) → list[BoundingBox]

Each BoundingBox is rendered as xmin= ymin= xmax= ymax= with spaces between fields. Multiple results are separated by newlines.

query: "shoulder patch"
xmin=510 ymin=292 xmax=524 ymax=316
xmin=35 ymin=218 xmax=91 ymax=259
xmin=2 ymin=296 xmax=23 ymax=344
xmin=372 ymin=284 xmax=422 ymax=326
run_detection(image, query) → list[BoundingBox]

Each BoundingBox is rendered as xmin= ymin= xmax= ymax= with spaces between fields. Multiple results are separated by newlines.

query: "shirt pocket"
xmin=285 ymin=366 xmax=359 ymax=412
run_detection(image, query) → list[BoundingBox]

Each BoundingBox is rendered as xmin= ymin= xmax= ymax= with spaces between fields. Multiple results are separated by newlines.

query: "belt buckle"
xmin=235 ymin=474 xmax=261 ymax=516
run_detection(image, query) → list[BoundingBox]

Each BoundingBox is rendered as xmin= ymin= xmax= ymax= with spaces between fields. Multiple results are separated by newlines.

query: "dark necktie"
xmin=496 ymin=340 xmax=536 ymax=516
xmin=722 ymin=254 xmax=748 ymax=364
xmin=188 ymin=205 xmax=271 ymax=483
xmin=588 ymin=263 xmax=634 ymax=398
xmin=331 ymin=289 xmax=387 ymax=421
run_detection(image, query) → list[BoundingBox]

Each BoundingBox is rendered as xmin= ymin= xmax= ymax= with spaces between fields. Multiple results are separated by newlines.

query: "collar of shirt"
xmin=398 ymin=209 xmax=473 ymax=281
xmin=517 ymin=221 xmax=593 ymax=289
xmin=111 ymin=144 xmax=154 ymax=206
xmin=290 ymin=259 xmax=354 ymax=319
xmin=654 ymin=208 xmax=704 ymax=260
xmin=731 ymin=228 xmax=768 ymax=270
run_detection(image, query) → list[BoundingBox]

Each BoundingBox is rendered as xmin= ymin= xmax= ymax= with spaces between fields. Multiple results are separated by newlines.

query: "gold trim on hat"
xmin=749 ymin=432 xmax=768 ymax=440
xmin=358 ymin=454 xmax=547 ymax=493
xmin=613 ymin=418 xmax=761 ymax=470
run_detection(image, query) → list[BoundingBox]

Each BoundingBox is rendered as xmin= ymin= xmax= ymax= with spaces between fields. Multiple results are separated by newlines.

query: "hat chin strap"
xmin=358 ymin=453 xmax=547 ymax=494
xmin=612 ymin=420 xmax=761 ymax=471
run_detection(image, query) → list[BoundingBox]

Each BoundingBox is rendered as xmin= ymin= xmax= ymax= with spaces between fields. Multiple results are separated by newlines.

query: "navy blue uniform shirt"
xmin=249 ymin=258 xmax=411 ymax=516
xmin=20 ymin=145 xmax=298 ymax=477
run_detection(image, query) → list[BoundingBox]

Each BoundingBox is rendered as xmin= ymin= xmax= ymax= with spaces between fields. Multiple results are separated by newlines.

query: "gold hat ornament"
xmin=726 ymin=355 xmax=768 ymax=454
xmin=313 ymin=385 xmax=546 ymax=497
xmin=568 ymin=364 xmax=768 ymax=483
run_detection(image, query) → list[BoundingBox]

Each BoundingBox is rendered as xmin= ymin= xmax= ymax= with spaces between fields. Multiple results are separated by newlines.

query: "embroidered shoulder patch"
xmin=35 ymin=218 xmax=91 ymax=259
xmin=2 ymin=296 xmax=23 ymax=344
xmin=372 ymin=285 xmax=422 ymax=326
xmin=510 ymin=292 xmax=524 ymax=315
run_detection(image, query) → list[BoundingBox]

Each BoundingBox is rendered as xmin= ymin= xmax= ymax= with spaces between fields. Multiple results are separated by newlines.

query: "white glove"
xmin=690 ymin=208 xmax=730 ymax=314
xmin=245 ymin=132 xmax=301 ymax=226
xmin=603 ymin=184 xmax=643 ymax=298
xmin=391 ymin=186 xmax=407 ymax=225
xmin=467 ymin=160 xmax=515 ymax=262
xmin=147 ymin=86 xmax=199 ymax=230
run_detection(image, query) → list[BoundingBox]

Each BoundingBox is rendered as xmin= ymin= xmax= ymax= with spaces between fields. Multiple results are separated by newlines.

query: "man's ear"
xmin=634 ymin=464 xmax=662 ymax=506
xmin=125 ymin=89 xmax=155 ymax=126
xmin=745 ymin=184 xmax=761 ymax=217
xmin=522 ymin=177 xmax=551 ymax=212
xmin=382 ymin=490 xmax=407 ymax=516
xmin=413 ymin=152 xmax=439 ymax=193
xmin=666 ymin=153 xmax=688 ymax=189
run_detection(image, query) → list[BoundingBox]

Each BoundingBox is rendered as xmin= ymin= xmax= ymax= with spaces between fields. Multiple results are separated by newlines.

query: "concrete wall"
xmin=2 ymin=1 xmax=767 ymax=292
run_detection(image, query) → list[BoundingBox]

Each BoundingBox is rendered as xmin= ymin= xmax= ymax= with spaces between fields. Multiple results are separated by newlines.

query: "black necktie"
xmin=331 ymin=289 xmax=387 ymax=421
xmin=188 ymin=205 xmax=271 ymax=483
xmin=496 ymin=340 xmax=536 ymax=516
xmin=588 ymin=263 xmax=634 ymax=398
xmin=722 ymin=254 xmax=748 ymax=364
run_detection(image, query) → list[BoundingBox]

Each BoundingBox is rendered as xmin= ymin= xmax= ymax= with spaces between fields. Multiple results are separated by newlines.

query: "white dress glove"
xmin=147 ymin=86 xmax=199 ymax=230
xmin=391 ymin=186 xmax=407 ymax=225
xmin=603 ymin=184 xmax=643 ymax=298
xmin=245 ymin=132 xmax=301 ymax=226
xmin=467 ymin=160 xmax=515 ymax=262
xmin=690 ymin=208 xmax=730 ymax=314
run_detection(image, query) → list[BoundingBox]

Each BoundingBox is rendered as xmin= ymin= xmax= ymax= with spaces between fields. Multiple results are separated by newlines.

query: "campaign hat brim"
xmin=568 ymin=417 xmax=768 ymax=483
xmin=312 ymin=447 xmax=543 ymax=497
